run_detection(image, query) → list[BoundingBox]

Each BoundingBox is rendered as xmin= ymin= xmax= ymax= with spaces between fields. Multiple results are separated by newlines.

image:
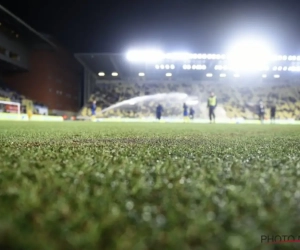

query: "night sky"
xmin=1 ymin=0 xmax=300 ymax=54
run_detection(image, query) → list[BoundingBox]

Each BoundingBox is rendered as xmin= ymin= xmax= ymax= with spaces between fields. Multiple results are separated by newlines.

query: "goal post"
xmin=0 ymin=100 xmax=21 ymax=114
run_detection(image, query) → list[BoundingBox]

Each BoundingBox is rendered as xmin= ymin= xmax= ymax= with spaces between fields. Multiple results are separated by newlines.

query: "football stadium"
xmin=1 ymin=3 xmax=300 ymax=250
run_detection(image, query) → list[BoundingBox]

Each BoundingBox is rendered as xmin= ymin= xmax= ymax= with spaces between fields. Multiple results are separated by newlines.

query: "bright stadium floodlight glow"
xmin=223 ymin=65 xmax=228 ymax=70
xmin=288 ymin=56 xmax=293 ymax=61
xmin=262 ymin=74 xmax=267 ymax=78
xmin=297 ymin=56 xmax=300 ymax=61
xmin=282 ymin=55 xmax=287 ymax=60
xmin=170 ymin=64 xmax=175 ymax=69
xmin=192 ymin=54 xmax=198 ymax=59
xmin=192 ymin=65 xmax=196 ymax=70
xmin=274 ymin=74 xmax=280 ymax=78
xmin=202 ymin=65 xmax=207 ymax=70
xmin=226 ymin=38 xmax=274 ymax=72
xmin=234 ymin=73 xmax=240 ymax=78
xmin=160 ymin=64 xmax=165 ymax=69
xmin=112 ymin=72 xmax=118 ymax=76
xmin=202 ymin=54 xmax=207 ymax=59
xmin=165 ymin=52 xmax=192 ymax=61
xmin=126 ymin=49 xmax=164 ymax=63
xmin=98 ymin=72 xmax=105 ymax=76
xmin=220 ymin=73 xmax=226 ymax=78
xmin=138 ymin=72 xmax=145 ymax=77
xmin=165 ymin=64 xmax=170 ymax=69
xmin=278 ymin=66 xmax=282 ymax=71
xmin=221 ymin=54 xmax=226 ymax=60
xmin=272 ymin=66 xmax=278 ymax=71
xmin=196 ymin=65 xmax=202 ymax=70
xmin=166 ymin=72 xmax=172 ymax=77
xmin=187 ymin=64 xmax=191 ymax=70
xmin=214 ymin=65 xmax=219 ymax=70
xmin=206 ymin=73 xmax=213 ymax=77
xmin=283 ymin=66 xmax=287 ymax=71
xmin=216 ymin=54 xmax=221 ymax=59
xmin=155 ymin=64 xmax=160 ymax=69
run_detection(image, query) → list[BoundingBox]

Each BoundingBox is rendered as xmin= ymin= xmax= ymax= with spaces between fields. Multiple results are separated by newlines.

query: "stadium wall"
xmin=3 ymin=43 xmax=82 ymax=112
xmin=0 ymin=29 xmax=29 ymax=70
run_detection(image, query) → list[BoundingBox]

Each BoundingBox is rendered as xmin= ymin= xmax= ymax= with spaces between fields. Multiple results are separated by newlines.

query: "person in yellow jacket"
xmin=207 ymin=92 xmax=217 ymax=123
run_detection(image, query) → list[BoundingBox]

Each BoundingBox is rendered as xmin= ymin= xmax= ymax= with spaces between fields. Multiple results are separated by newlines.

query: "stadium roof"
xmin=0 ymin=4 xmax=56 ymax=48
xmin=76 ymin=52 xmax=300 ymax=81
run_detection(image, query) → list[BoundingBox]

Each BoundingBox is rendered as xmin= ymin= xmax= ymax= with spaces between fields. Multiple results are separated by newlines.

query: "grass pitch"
xmin=0 ymin=121 xmax=300 ymax=250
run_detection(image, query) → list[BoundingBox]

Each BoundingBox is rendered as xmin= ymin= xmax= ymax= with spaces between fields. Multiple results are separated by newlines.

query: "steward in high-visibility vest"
xmin=207 ymin=92 xmax=217 ymax=123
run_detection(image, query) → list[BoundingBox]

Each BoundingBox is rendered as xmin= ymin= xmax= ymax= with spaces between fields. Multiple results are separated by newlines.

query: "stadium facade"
xmin=0 ymin=5 xmax=82 ymax=114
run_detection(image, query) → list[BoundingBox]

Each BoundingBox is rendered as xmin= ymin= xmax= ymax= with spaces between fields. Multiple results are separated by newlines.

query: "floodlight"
xmin=283 ymin=66 xmax=287 ymax=71
xmin=288 ymin=66 xmax=293 ymax=71
xmin=126 ymin=49 xmax=164 ymax=62
xmin=202 ymin=65 xmax=207 ymax=70
xmin=234 ymin=73 xmax=240 ymax=78
xmin=165 ymin=52 xmax=191 ymax=61
xmin=288 ymin=56 xmax=293 ymax=61
xmin=274 ymin=74 xmax=280 ymax=78
xmin=223 ymin=65 xmax=228 ymax=70
xmin=138 ymin=72 xmax=145 ymax=77
xmin=165 ymin=64 xmax=170 ymax=69
xmin=226 ymin=38 xmax=274 ymax=72
xmin=192 ymin=65 xmax=196 ymax=70
xmin=297 ymin=56 xmax=300 ymax=61
xmin=112 ymin=72 xmax=118 ymax=76
xmin=202 ymin=54 xmax=207 ymax=59
xmin=196 ymin=65 xmax=202 ymax=70
xmin=216 ymin=54 xmax=221 ymax=60
xmin=262 ymin=74 xmax=267 ymax=78
xmin=272 ymin=66 xmax=277 ymax=71
xmin=160 ymin=64 xmax=165 ymax=69
xmin=214 ymin=65 xmax=219 ymax=70
xmin=98 ymin=72 xmax=105 ymax=76
xmin=170 ymin=64 xmax=175 ymax=69
xmin=206 ymin=73 xmax=213 ymax=77
xmin=187 ymin=64 xmax=191 ymax=70
xmin=155 ymin=64 xmax=160 ymax=69
xmin=192 ymin=54 xmax=198 ymax=59
xmin=221 ymin=54 xmax=226 ymax=60
xmin=282 ymin=55 xmax=287 ymax=60
xmin=220 ymin=73 xmax=226 ymax=77
xmin=278 ymin=66 xmax=282 ymax=71
xmin=166 ymin=72 xmax=172 ymax=77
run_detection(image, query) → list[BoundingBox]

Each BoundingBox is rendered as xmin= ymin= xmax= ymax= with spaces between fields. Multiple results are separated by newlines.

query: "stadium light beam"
xmin=98 ymin=72 xmax=105 ymax=76
xmin=206 ymin=73 xmax=213 ymax=77
xmin=138 ymin=72 xmax=145 ymax=77
xmin=112 ymin=72 xmax=118 ymax=76
xmin=166 ymin=72 xmax=172 ymax=77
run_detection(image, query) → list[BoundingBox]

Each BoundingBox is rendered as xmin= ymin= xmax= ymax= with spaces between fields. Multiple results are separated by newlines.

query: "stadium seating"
xmin=0 ymin=79 xmax=47 ymax=114
xmin=81 ymin=80 xmax=300 ymax=120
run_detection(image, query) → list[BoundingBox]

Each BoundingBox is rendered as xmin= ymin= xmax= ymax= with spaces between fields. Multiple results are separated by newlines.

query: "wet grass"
xmin=0 ymin=121 xmax=300 ymax=250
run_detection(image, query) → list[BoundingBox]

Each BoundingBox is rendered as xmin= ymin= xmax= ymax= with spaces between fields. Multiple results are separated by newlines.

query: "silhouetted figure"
xmin=270 ymin=104 xmax=276 ymax=124
xmin=258 ymin=100 xmax=265 ymax=124
xmin=189 ymin=107 xmax=195 ymax=120
xmin=207 ymin=92 xmax=217 ymax=123
xmin=156 ymin=104 xmax=163 ymax=120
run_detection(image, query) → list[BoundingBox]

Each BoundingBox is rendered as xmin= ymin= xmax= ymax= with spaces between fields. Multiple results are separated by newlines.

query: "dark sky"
xmin=1 ymin=0 xmax=300 ymax=54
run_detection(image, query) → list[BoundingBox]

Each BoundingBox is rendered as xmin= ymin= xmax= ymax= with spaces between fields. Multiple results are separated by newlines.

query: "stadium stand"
xmin=76 ymin=53 xmax=300 ymax=120
xmin=79 ymin=80 xmax=300 ymax=120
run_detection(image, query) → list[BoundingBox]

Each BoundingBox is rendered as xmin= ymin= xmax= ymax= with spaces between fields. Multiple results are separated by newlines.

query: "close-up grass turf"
xmin=0 ymin=121 xmax=300 ymax=250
